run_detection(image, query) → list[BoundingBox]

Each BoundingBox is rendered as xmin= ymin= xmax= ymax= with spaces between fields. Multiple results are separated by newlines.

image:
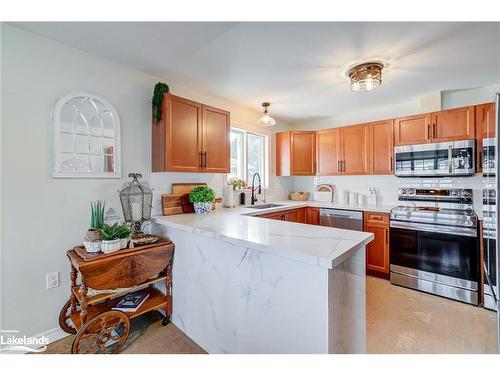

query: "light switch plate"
xmin=46 ymin=272 xmax=59 ymax=289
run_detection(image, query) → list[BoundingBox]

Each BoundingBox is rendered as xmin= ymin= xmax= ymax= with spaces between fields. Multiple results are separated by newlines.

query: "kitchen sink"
xmin=247 ymin=203 xmax=284 ymax=209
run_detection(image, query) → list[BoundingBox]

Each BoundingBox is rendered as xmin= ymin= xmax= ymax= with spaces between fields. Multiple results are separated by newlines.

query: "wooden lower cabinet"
xmin=363 ymin=212 xmax=390 ymax=279
xmin=307 ymin=207 xmax=320 ymax=225
xmin=257 ymin=207 xmax=308 ymax=224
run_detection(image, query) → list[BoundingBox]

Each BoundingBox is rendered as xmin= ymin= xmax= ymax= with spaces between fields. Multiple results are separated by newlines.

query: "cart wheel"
xmin=162 ymin=315 xmax=171 ymax=326
xmin=59 ymin=299 xmax=78 ymax=334
xmin=71 ymin=310 xmax=130 ymax=354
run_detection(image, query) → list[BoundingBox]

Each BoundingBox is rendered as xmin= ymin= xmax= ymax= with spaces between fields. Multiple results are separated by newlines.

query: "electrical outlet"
xmin=46 ymin=272 xmax=59 ymax=289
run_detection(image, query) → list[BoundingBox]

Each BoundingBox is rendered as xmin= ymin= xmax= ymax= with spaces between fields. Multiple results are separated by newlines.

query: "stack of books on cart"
xmin=112 ymin=290 xmax=149 ymax=312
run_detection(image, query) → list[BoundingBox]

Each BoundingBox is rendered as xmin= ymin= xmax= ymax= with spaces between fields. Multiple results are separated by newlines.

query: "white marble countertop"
xmin=152 ymin=201 xmax=375 ymax=269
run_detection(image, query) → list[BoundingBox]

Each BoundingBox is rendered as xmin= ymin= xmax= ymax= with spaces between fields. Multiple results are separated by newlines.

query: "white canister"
xmin=342 ymin=190 xmax=350 ymax=204
xmin=357 ymin=194 xmax=366 ymax=206
xmin=349 ymin=192 xmax=357 ymax=205
xmin=223 ymin=186 xmax=235 ymax=208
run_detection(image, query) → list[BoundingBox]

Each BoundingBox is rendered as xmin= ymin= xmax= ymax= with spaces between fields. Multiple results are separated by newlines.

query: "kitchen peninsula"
xmin=152 ymin=202 xmax=374 ymax=354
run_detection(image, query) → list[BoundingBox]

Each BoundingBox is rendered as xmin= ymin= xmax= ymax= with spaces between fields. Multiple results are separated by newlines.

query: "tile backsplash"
xmin=293 ymin=174 xmax=484 ymax=211
xmin=150 ymin=172 xmax=293 ymax=214
xmin=151 ymin=172 xmax=485 ymax=214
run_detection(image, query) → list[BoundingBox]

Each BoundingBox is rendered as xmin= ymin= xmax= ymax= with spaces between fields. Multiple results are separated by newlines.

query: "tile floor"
xmin=367 ymin=276 xmax=498 ymax=353
xmin=43 ymin=276 xmax=498 ymax=354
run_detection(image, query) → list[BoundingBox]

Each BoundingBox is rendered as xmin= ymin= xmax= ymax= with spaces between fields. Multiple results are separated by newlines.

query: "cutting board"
xmin=161 ymin=194 xmax=183 ymax=216
xmin=172 ymin=182 xmax=207 ymax=195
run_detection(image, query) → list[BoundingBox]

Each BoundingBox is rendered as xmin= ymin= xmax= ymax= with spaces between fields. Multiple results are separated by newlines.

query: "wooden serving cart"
xmin=58 ymin=240 xmax=174 ymax=354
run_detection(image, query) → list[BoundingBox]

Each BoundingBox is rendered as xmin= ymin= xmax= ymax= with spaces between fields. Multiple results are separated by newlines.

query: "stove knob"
xmin=450 ymin=190 xmax=459 ymax=197
xmin=461 ymin=190 xmax=471 ymax=198
xmin=408 ymin=189 xmax=416 ymax=195
xmin=399 ymin=188 xmax=407 ymax=195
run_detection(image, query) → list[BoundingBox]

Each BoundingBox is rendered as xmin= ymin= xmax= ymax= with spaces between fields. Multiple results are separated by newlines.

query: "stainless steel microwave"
xmin=394 ymin=140 xmax=475 ymax=177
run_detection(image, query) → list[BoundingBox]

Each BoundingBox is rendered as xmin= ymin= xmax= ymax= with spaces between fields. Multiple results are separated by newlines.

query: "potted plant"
xmin=189 ymin=185 xmax=216 ymax=215
xmin=98 ymin=223 xmax=131 ymax=253
xmin=117 ymin=223 xmax=132 ymax=249
xmin=84 ymin=201 xmax=105 ymax=253
xmin=228 ymin=176 xmax=246 ymax=191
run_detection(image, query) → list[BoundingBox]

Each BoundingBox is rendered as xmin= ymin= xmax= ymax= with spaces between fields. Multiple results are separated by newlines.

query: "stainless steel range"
xmin=390 ymin=188 xmax=479 ymax=305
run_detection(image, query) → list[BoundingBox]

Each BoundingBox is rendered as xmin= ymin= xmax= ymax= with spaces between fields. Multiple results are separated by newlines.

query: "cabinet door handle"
xmin=371 ymin=215 xmax=383 ymax=221
xmin=427 ymin=124 xmax=431 ymax=139
xmin=199 ymin=151 xmax=203 ymax=169
xmin=337 ymin=160 xmax=340 ymax=172
xmin=433 ymin=123 xmax=436 ymax=138
xmin=385 ymin=229 xmax=389 ymax=244
xmin=479 ymin=150 xmax=483 ymax=170
xmin=342 ymin=160 xmax=345 ymax=172
xmin=203 ymin=151 xmax=207 ymax=169
xmin=390 ymin=156 xmax=393 ymax=172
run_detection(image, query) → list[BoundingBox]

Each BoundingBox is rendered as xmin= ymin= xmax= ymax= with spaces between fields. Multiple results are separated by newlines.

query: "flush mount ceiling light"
xmin=257 ymin=102 xmax=276 ymax=127
xmin=347 ymin=62 xmax=384 ymax=93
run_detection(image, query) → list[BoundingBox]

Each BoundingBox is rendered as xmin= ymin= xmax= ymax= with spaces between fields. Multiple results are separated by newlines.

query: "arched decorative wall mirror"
xmin=52 ymin=92 xmax=121 ymax=178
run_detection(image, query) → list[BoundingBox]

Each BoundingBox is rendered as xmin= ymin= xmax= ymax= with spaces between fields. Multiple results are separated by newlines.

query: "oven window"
xmin=390 ymin=227 xmax=418 ymax=269
xmin=391 ymin=227 xmax=479 ymax=282
xmin=395 ymin=149 xmax=449 ymax=172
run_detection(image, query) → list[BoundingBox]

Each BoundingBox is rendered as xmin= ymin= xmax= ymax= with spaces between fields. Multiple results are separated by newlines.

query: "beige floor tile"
xmin=41 ymin=277 xmax=498 ymax=354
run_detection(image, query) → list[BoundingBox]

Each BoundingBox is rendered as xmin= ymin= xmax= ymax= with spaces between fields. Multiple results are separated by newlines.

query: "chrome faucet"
xmin=250 ymin=172 xmax=262 ymax=205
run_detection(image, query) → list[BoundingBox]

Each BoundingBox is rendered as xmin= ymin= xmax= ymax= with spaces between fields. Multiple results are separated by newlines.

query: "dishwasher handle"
xmin=319 ymin=209 xmax=363 ymax=220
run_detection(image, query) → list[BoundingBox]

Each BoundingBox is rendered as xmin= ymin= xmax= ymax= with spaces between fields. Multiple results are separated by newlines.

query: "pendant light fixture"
xmin=257 ymin=102 xmax=276 ymax=127
xmin=348 ymin=62 xmax=384 ymax=92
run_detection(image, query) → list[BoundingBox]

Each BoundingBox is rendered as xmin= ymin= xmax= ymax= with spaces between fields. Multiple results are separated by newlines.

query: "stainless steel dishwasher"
xmin=319 ymin=208 xmax=363 ymax=231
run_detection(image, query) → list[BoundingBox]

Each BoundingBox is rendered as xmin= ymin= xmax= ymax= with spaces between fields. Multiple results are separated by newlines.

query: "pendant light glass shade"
xmin=257 ymin=102 xmax=276 ymax=127
xmin=348 ymin=62 xmax=383 ymax=92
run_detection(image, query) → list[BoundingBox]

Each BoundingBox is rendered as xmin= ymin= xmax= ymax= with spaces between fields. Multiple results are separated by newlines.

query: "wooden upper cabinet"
xmin=369 ymin=120 xmax=394 ymax=174
xmin=316 ymin=128 xmax=341 ymax=175
xmin=476 ymin=102 xmax=496 ymax=139
xmin=340 ymin=124 xmax=370 ymax=175
xmin=291 ymin=132 xmax=316 ymax=175
xmin=202 ymin=105 xmax=230 ymax=173
xmin=164 ymin=95 xmax=203 ymax=173
xmin=152 ymin=93 xmax=230 ymax=173
xmin=394 ymin=113 xmax=430 ymax=146
xmin=276 ymin=131 xmax=316 ymax=176
xmin=430 ymin=106 xmax=475 ymax=142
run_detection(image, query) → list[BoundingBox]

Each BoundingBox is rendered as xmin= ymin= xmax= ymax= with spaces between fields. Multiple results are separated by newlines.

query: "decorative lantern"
xmin=119 ymin=173 xmax=153 ymax=238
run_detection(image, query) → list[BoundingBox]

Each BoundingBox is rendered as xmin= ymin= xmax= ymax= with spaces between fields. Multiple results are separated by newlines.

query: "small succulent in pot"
xmin=189 ymin=186 xmax=216 ymax=215
xmin=98 ymin=223 xmax=131 ymax=253
xmin=84 ymin=201 xmax=105 ymax=253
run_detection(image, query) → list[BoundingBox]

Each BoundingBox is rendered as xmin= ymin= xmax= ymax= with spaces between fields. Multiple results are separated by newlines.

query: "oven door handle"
xmin=390 ymin=220 xmax=477 ymax=237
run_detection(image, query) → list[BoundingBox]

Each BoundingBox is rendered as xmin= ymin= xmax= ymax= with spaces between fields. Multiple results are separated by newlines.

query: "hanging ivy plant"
xmin=152 ymin=82 xmax=170 ymax=124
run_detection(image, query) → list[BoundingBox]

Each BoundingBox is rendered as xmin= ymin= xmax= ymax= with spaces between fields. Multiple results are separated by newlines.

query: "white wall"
xmin=0 ymin=24 xmax=291 ymax=338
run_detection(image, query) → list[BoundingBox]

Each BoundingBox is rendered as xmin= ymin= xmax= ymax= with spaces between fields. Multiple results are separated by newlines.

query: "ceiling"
xmin=12 ymin=22 xmax=500 ymax=123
